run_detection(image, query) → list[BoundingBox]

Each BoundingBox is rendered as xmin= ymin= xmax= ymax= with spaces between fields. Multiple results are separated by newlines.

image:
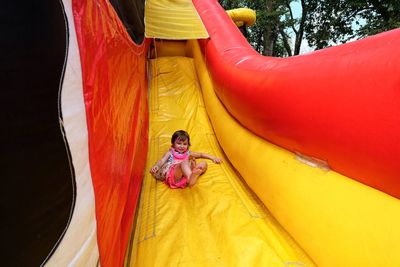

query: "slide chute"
xmin=4 ymin=0 xmax=399 ymax=266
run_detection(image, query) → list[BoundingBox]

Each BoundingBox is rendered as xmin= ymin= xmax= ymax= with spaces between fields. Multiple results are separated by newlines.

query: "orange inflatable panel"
xmin=73 ymin=0 xmax=149 ymax=266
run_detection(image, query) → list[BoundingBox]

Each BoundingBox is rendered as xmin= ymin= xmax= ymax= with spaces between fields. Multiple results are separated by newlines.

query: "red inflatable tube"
xmin=193 ymin=0 xmax=400 ymax=198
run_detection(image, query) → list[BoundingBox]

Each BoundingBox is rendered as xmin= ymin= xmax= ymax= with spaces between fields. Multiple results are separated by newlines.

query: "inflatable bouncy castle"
xmin=2 ymin=0 xmax=399 ymax=266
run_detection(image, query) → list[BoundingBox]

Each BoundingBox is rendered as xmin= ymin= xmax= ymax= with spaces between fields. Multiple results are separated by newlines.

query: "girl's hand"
xmin=150 ymin=165 xmax=159 ymax=174
xmin=213 ymin=157 xmax=222 ymax=164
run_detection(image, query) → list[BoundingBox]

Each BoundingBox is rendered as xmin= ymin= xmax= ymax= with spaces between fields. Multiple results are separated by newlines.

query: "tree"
xmin=219 ymin=0 xmax=308 ymax=57
xmin=219 ymin=0 xmax=400 ymax=55
xmin=304 ymin=0 xmax=400 ymax=49
xmin=277 ymin=0 xmax=309 ymax=56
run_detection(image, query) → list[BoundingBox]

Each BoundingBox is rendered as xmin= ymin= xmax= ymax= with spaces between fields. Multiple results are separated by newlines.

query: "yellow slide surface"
xmin=125 ymin=51 xmax=315 ymax=266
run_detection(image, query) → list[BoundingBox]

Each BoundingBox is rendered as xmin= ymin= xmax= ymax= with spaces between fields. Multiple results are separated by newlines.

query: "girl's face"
xmin=173 ymin=138 xmax=189 ymax=153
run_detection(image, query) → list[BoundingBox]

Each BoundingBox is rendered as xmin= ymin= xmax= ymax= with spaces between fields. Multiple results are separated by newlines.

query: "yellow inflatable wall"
xmin=190 ymin=39 xmax=400 ymax=267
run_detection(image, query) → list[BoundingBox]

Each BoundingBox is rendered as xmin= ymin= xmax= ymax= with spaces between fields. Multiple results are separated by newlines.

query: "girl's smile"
xmin=173 ymin=139 xmax=189 ymax=153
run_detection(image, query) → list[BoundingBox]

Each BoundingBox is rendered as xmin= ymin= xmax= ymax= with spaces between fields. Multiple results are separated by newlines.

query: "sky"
xmin=290 ymin=1 xmax=302 ymax=18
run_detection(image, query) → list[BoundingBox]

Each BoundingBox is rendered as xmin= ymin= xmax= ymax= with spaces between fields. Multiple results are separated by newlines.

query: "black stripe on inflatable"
xmin=0 ymin=1 xmax=76 ymax=266
xmin=108 ymin=0 xmax=145 ymax=44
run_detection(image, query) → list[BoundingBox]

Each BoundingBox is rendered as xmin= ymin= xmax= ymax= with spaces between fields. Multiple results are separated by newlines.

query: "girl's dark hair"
xmin=171 ymin=130 xmax=191 ymax=146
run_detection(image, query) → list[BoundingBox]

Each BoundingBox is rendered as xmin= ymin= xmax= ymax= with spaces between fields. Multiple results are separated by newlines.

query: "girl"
xmin=150 ymin=130 xmax=222 ymax=188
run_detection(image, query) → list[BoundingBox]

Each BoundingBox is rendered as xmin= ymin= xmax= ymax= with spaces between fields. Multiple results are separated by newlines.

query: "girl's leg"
xmin=188 ymin=161 xmax=208 ymax=186
xmin=174 ymin=160 xmax=208 ymax=186
xmin=177 ymin=159 xmax=192 ymax=179
xmin=172 ymin=160 xmax=192 ymax=182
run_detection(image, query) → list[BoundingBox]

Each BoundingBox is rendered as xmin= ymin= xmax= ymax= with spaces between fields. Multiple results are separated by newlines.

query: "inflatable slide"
xmin=127 ymin=0 xmax=400 ymax=266
xmin=3 ymin=0 xmax=399 ymax=266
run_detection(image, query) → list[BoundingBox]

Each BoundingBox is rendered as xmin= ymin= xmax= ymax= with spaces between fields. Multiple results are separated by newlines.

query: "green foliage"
xmin=305 ymin=0 xmax=400 ymax=49
xmin=218 ymin=0 xmax=400 ymax=56
xmin=218 ymin=0 xmax=245 ymax=10
xmin=219 ymin=0 xmax=308 ymax=56
xmin=219 ymin=0 xmax=292 ymax=56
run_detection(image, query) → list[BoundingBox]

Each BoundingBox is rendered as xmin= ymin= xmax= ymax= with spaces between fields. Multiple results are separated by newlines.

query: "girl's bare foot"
xmin=188 ymin=166 xmax=205 ymax=187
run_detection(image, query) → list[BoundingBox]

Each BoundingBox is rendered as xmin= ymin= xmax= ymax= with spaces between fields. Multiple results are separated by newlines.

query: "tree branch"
xmin=277 ymin=22 xmax=292 ymax=56
xmin=285 ymin=0 xmax=298 ymax=35
xmin=294 ymin=0 xmax=307 ymax=55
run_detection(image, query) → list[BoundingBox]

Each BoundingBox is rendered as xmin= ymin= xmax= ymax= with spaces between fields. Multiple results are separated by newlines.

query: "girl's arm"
xmin=191 ymin=151 xmax=222 ymax=164
xmin=150 ymin=151 xmax=170 ymax=174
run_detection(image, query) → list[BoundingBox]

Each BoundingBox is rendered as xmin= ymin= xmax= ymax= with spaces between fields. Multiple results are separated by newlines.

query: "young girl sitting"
xmin=150 ymin=130 xmax=222 ymax=188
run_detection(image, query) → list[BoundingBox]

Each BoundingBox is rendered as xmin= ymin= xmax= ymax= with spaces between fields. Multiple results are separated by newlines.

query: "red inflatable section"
xmin=73 ymin=0 xmax=149 ymax=266
xmin=194 ymin=0 xmax=400 ymax=198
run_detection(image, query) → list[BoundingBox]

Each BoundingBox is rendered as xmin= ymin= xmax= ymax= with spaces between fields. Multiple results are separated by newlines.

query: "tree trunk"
xmin=294 ymin=0 xmax=307 ymax=55
xmin=263 ymin=28 xmax=277 ymax=56
xmin=277 ymin=23 xmax=292 ymax=56
xmin=263 ymin=0 xmax=278 ymax=56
